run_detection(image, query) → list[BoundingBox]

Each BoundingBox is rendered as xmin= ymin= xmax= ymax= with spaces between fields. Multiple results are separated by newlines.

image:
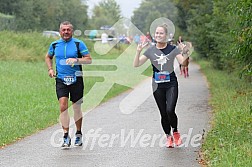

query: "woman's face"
xmin=154 ymin=27 xmax=167 ymax=43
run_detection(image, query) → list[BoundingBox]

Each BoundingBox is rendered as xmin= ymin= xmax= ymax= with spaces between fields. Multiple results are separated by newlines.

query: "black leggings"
xmin=153 ymin=86 xmax=178 ymax=135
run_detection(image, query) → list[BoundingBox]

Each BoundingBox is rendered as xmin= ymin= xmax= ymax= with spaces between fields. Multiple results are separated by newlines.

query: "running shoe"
xmin=74 ymin=134 xmax=83 ymax=146
xmin=61 ymin=136 xmax=71 ymax=149
xmin=173 ymin=132 xmax=182 ymax=146
xmin=166 ymin=136 xmax=174 ymax=148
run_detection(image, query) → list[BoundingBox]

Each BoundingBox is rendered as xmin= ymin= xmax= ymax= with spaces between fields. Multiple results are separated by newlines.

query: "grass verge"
xmin=0 ymin=31 xmax=152 ymax=147
xmin=197 ymin=60 xmax=252 ymax=166
xmin=0 ymin=60 xmax=138 ymax=147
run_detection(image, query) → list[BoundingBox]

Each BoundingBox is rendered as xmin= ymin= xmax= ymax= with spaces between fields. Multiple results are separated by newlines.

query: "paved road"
xmin=0 ymin=62 xmax=210 ymax=167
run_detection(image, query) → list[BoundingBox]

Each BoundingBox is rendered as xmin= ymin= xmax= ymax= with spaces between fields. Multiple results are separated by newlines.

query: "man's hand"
xmin=48 ymin=69 xmax=55 ymax=78
xmin=66 ymin=58 xmax=78 ymax=65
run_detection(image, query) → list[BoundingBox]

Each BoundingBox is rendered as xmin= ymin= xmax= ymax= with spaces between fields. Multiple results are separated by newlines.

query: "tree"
xmin=132 ymin=0 xmax=178 ymax=34
xmin=229 ymin=0 xmax=252 ymax=78
xmin=186 ymin=0 xmax=214 ymax=57
xmin=1 ymin=0 xmax=89 ymax=31
xmin=171 ymin=0 xmax=199 ymax=33
xmin=0 ymin=0 xmax=19 ymax=15
xmin=90 ymin=0 xmax=121 ymax=29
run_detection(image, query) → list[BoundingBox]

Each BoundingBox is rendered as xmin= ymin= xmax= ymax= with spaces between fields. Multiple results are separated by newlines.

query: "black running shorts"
xmin=56 ymin=77 xmax=84 ymax=103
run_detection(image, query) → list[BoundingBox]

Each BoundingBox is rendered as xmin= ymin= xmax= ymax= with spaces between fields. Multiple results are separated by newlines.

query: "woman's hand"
xmin=137 ymin=42 xmax=149 ymax=52
xmin=134 ymin=42 xmax=149 ymax=67
xmin=177 ymin=41 xmax=186 ymax=53
xmin=177 ymin=41 xmax=193 ymax=57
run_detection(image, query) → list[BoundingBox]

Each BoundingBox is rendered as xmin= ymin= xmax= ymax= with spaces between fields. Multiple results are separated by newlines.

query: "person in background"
xmin=101 ymin=32 xmax=108 ymax=44
xmin=177 ymin=36 xmax=189 ymax=78
xmin=177 ymin=36 xmax=184 ymax=75
xmin=134 ymin=34 xmax=140 ymax=45
xmin=45 ymin=21 xmax=92 ymax=149
xmin=177 ymin=35 xmax=183 ymax=44
xmin=146 ymin=32 xmax=153 ymax=43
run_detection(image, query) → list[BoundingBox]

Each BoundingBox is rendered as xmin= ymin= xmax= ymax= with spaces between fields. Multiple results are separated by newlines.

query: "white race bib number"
xmin=63 ymin=76 xmax=76 ymax=85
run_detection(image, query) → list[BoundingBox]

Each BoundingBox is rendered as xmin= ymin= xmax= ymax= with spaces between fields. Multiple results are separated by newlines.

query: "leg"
xmin=179 ymin=64 xmax=182 ymax=75
xmin=186 ymin=66 xmax=189 ymax=77
xmin=70 ymin=77 xmax=84 ymax=146
xmin=181 ymin=65 xmax=185 ymax=78
xmin=70 ymin=78 xmax=84 ymax=146
xmin=185 ymin=59 xmax=189 ymax=77
xmin=183 ymin=66 xmax=186 ymax=78
xmin=72 ymin=102 xmax=83 ymax=132
xmin=59 ymin=97 xmax=70 ymax=134
xmin=153 ymin=88 xmax=171 ymax=135
xmin=56 ymin=79 xmax=72 ymax=148
xmin=70 ymin=77 xmax=84 ymax=133
xmin=184 ymin=66 xmax=187 ymax=78
xmin=166 ymin=86 xmax=182 ymax=146
xmin=73 ymin=102 xmax=83 ymax=146
xmin=165 ymin=86 xmax=178 ymax=132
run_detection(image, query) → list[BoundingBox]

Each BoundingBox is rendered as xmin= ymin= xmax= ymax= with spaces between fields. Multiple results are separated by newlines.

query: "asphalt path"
xmin=0 ymin=62 xmax=211 ymax=167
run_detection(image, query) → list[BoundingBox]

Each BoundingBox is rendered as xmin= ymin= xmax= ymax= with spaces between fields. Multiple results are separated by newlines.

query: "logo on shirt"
xmin=153 ymin=53 xmax=169 ymax=71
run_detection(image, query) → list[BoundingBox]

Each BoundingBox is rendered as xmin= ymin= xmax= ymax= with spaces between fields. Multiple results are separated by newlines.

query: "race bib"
xmin=154 ymin=71 xmax=170 ymax=83
xmin=63 ymin=75 xmax=77 ymax=85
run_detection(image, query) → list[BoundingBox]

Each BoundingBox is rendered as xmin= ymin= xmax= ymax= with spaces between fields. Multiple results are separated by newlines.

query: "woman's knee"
xmin=166 ymin=107 xmax=176 ymax=115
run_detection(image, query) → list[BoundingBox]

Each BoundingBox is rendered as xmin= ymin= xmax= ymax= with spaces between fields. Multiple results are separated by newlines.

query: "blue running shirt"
xmin=48 ymin=38 xmax=89 ymax=83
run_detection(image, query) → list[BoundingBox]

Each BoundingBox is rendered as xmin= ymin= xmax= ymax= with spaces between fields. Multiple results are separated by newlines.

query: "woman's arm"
xmin=176 ymin=53 xmax=189 ymax=65
xmin=176 ymin=42 xmax=192 ymax=65
xmin=133 ymin=43 xmax=148 ymax=67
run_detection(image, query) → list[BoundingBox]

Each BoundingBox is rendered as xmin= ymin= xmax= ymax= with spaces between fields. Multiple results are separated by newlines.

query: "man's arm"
xmin=45 ymin=53 xmax=55 ymax=78
xmin=66 ymin=53 xmax=92 ymax=65
xmin=78 ymin=53 xmax=92 ymax=64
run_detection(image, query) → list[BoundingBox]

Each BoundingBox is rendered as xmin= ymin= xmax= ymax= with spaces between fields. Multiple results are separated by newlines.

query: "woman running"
xmin=133 ymin=24 xmax=188 ymax=148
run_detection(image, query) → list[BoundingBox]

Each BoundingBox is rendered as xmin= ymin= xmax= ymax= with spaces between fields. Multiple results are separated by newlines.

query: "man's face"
xmin=60 ymin=25 xmax=73 ymax=41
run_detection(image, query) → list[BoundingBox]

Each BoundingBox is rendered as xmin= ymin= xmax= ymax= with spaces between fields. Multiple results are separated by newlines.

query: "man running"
xmin=45 ymin=21 xmax=92 ymax=148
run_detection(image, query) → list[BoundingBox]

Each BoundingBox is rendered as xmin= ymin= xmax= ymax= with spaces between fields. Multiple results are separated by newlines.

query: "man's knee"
xmin=59 ymin=97 xmax=68 ymax=112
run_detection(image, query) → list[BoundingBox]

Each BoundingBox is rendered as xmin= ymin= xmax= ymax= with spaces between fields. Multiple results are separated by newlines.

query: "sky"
xmin=85 ymin=0 xmax=143 ymax=19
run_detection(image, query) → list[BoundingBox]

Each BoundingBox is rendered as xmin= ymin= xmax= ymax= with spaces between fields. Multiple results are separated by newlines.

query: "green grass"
xmin=0 ymin=31 xmax=152 ymax=147
xmin=0 ymin=31 xmax=55 ymax=62
xmin=0 ymin=61 xmax=58 ymax=146
xmin=0 ymin=60 xmax=134 ymax=147
xmin=197 ymin=60 xmax=252 ymax=166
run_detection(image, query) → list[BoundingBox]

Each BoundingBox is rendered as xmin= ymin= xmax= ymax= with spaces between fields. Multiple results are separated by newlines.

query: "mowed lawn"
xmin=0 ymin=61 xmax=58 ymax=146
xmin=0 ymin=60 xmax=133 ymax=147
xmin=0 ymin=36 xmax=152 ymax=147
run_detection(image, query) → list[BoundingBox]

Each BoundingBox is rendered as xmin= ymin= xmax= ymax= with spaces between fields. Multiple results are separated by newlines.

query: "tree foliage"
xmin=0 ymin=0 xmax=19 ymax=15
xmin=0 ymin=13 xmax=16 ymax=30
xmin=172 ymin=0 xmax=251 ymax=78
xmin=131 ymin=0 xmax=178 ymax=34
xmin=89 ymin=0 xmax=121 ymax=29
xmin=0 ymin=0 xmax=88 ymax=31
xmin=1 ymin=0 xmax=251 ymax=79
xmin=132 ymin=0 xmax=251 ymax=79
xmin=229 ymin=0 xmax=252 ymax=78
